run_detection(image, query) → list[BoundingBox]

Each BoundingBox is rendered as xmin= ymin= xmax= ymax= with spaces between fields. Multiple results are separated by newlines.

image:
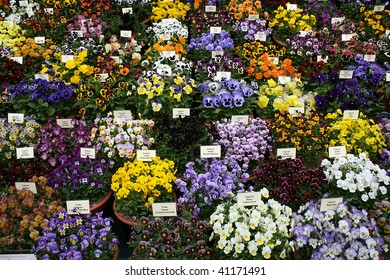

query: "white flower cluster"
xmin=148 ymin=18 xmax=188 ymax=40
xmin=321 ymin=153 xmax=389 ymax=202
xmin=209 ymin=188 xmax=293 ymax=259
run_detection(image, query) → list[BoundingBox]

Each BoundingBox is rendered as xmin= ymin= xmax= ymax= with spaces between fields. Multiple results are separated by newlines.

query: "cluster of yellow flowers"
xmin=111 ymin=157 xmax=176 ymax=215
xmin=0 ymin=21 xmax=26 ymax=52
xmin=257 ymin=78 xmax=314 ymax=117
xmin=269 ymin=4 xmax=316 ymax=36
xmin=151 ymin=0 xmax=190 ymax=22
xmin=360 ymin=8 xmax=389 ymax=38
xmin=40 ymin=50 xmax=94 ymax=84
xmin=325 ymin=109 xmax=386 ymax=157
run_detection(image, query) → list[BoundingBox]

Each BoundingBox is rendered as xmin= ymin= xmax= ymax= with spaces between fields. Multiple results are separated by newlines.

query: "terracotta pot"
xmin=112 ymin=200 xmax=139 ymax=227
xmin=90 ymin=190 xmax=112 ymax=214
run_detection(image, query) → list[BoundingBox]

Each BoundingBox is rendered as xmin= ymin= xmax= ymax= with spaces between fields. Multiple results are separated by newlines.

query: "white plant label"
xmin=172 ymin=108 xmax=190 ymax=118
xmin=373 ymin=5 xmax=385 ymax=12
xmin=10 ymin=57 xmax=23 ymax=64
xmin=152 ymin=203 xmax=177 ymax=217
xmin=8 ymin=113 xmax=24 ymax=123
xmin=328 ymin=146 xmax=347 ymax=158
xmin=254 ymin=32 xmax=267 ymax=41
xmin=34 ymin=74 xmax=49 ymax=81
xmin=237 ymin=192 xmax=262 ymax=207
xmin=212 ymin=50 xmax=224 ymax=58
xmin=113 ymin=110 xmax=132 ymax=120
xmin=16 ymin=147 xmax=34 ymax=159
xmin=137 ymin=150 xmax=156 ymax=162
xmin=231 ymin=115 xmax=250 ymax=125
xmin=341 ymin=34 xmax=353 ymax=41
xmin=200 ymin=145 xmax=221 ymax=158
xmin=205 ymin=5 xmax=216 ymax=12
xmin=343 ymin=110 xmax=359 ymax=120
xmin=44 ymin=8 xmax=53 ymax=14
xmin=0 ymin=254 xmax=36 ymax=260
xmin=320 ymin=197 xmax=343 ymax=212
xmin=66 ymin=200 xmax=90 ymax=215
xmin=339 ymin=70 xmax=354 ymax=79
xmin=248 ymin=14 xmax=260 ymax=20
xmin=57 ymin=119 xmax=74 ymax=128
xmin=15 ymin=182 xmax=37 ymax=194
xmin=80 ymin=148 xmax=96 ymax=159
xmin=110 ymin=56 xmax=123 ymax=64
xmin=287 ymin=4 xmax=298 ymax=10
xmin=276 ymin=148 xmax=296 ymax=160
xmin=288 ymin=107 xmax=305 ymax=117
xmin=122 ymin=8 xmax=133 ymax=14
xmin=61 ymin=55 xmax=74 ymax=63
xmin=331 ymin=17 xmax=344 ymax=24
xmin=269 ymin=57 xmax=279 ymax=65
xmin=278 ymin=76 xmax=291 ymax=84
xmin=210 ymin=26 xmax=222 ymax=34
xmin=34 ymin=37 xmax=45 ymax=44
xmin=317 ymin=55 xmax=329 ymax=63
xmin=120 ymin=30 xmax=132 ymax=38
xmin=215 ymin=71 xmax=231 ymax=81
xmin=364 ymin=54 xmax=376 ymax=62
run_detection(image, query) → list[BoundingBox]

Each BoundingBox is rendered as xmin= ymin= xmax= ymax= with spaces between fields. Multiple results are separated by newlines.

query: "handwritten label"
xmin=61 ymin=55 xmax=74 ymax=63
xmin=16 ymin=147 xmax=34 ymax=159
xmin=19 ymin=0 xmax=28 ymax=6
xmin=215 ymin=71 xmax=231 ymax=81
xmin=210 ymin=26 xmax=222 ymax=34
xmin=341 ymin=34 xmax=353 ymax=41
xmin=152 ymin=203 xmax=177 ymax=217
xmin=56 ymin=119 xmax=74 ymax=128
xmin=278 ymin=76 xmax=291 ymax=84
xmin=205 ymin=5 xmax=216 ymax=12
xmin=328 ymin=146 xmax=347 ymax=158
xmin=0 ymin=254 xmax=36 ymax=260
xmin=120 ymin=30 xmax=132 ymax=38
xmin=10 ymin=57 xmax=23 ymax=64
xmin=136 ymin=150 xmax=156 ymax=161
xmin=231 ymin=115 xmax=249 ymax=125
xmin=254 ymin=32 xmax=267 ymax=41
xmin=343 ymin=110 xmax=359 ymax=120
xmin=113 ymin=110 xmax=132 ymax=120
xmin=373 ymin=5 xmax=385 ymax=12
xmin=110 ymin=56 xmax=123 ymax=64
xmin=320 ymin=197 xmax=343 ymax=212
xmin=212 ymin=50 xmax=224 ymax=58
xmin=15 ymin=182 xmax=37 ymax=194
xmin=122 ymin=7 xmax=133 ymax=14
xmin=172 ymin=108 xmax=190 ymax=118
xmin=317 ymin=55 xmax=329 ymax=63
xmin=247 ymin=14 xmax=260 ymax=20
xmin=276 ymin=148 xmax=296 ymax=160
xmin=237 ymin=192 xmax=262 ymax=207
xmin=34 ymin=74 xmax=49 ymax=81
xmin=80 ymin=148 xmax=96 ymax=159
xmin=288 ymin=107 xmax=305 ymax=117
xmin=363 ymin=54 xmax=376 ymax=62
xmin=339 ymin=70 xmax=354 ymax=79
xmin=200 ymin=145 xmax=221 ymax=158
xmin=34 ymin=37 xmax=45 ymax=44
xmin=8 ymin=113 xmax=24 ymax=123
xmin=66 ymin=200 xmax=90 ymax=215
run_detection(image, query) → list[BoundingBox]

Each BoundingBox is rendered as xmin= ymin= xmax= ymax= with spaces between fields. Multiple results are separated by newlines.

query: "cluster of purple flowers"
xmin=176 ymin=158 xmax=249 ymax=219
xmin=67 ymin=15 xmax=108 ymax=40
xmin=33 ymin=211 xmax=118 ymax=260
xmin=293 ymin=199 xmax=387 ymax=260
xmin=200 ymin=78 xmax=255 ymax=109
xmin=46 ymin=154 xmax=114 ymax=203
xmin=35 ymin=118 xmax=93 ymax=167
xmin=195 ymin=52 xmax=244 ymax=79
xmin=212 ymin=117 xmax=272 ymax=173
xmin=286 ymin=30 xmax=327 ymax=58
xmin=8 ymin=78 xmax=74 ymax=103
xmin=187 ymin=30 xmax=234 ymax=52
xmin=348 ymin=58 xmax=387 ymax=86
xmin=234 ymin=19 xmax=273 ymax=41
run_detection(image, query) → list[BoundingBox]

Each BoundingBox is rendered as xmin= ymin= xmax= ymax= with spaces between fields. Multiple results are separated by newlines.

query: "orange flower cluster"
xmin=14 ymin=38 xmax=56 ymax=60
xmin=229 ymin=0 xmax=262 ymax=20
xmin=152 ymin=36 xmax=187 ymax=58
xmin=246 ymin=53 xmax=297 ymax=80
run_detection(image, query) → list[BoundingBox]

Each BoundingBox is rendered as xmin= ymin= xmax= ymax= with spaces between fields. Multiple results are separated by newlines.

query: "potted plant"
xmin=0 ymin=177 xmax=64 ymax=253
xmin=111 ymin=156 xmax=177 ymax=225
xmin=128 ymin=204 xmax=213 ymax=259
xmin=292 ymin=198 xmax=387 ymax=260
xmin=320 ymin=153 xmax=389 ymax=211
xmin=209 ymin=188 xmax=294 ymax=259
xmin=32 ymin=210 xmax=119 ymax=260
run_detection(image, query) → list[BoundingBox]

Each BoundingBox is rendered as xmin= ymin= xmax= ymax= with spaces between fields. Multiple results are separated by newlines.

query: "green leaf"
xmin=47 ymin=107 xmax=56 ymax=116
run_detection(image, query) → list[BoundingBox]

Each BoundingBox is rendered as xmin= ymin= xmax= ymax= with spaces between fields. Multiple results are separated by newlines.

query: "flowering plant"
xmin=325 ymin=110 xmax=386 ymax=159
xmin=0 ymin=179 xmax=63 ymax=253
xmin=228 ymin=0 xmax=263 ymax=21
xmin=35 ymin=118 xmax=93 ymax=168
xmin=7 ymin=78 xmax=74 ymax=122
xmin=150 ymin=0 xmax=190 ymax=22
xmin=211 ymin=117 xmax=272 ymax=173
xmin=0 ymin=21 xmax=26 ymax=53
xmin=111 ymin=157 xmax=176 ymax=217
xmin=209 ymin=189 xmax=294 ymax=259
xmin=233 ymin=18 xmax=272 ymax=43
xmin=292 ymin=198 xmax=388 ymax=260
xmin=236 ymin=41 xmax=286 ymax=62
xmin=33 ymin=210 xmax=119 ymax=260
xmin=0 ymin=57 xmax=29 ymax=103
xmin=269 ymin=111 xmax=328 ymax=166
xmin=371 ymin=199 xmax=390 ymax=246
xmin=147 ymin=18 xmax=188 ymax=41
xmin=252 ymin=157 xmax=326 ymax=211
xmin=187 ymin=30 xmax=235 ymax=54
xmin=45 ymin=154 xmax=114 ymax=205
xmin=256 ymin=78 xmax=309 ymax=119
xmin=198 ymin=78 xmax=256 ymax=122
xmin=269 ymin=4 xmax=316 ymax=40
xmin=320 ymin=153 xmax=389 ymax=210
xmin=90 ymin=112 xmax=154 ymax=166
xmin=152 ymin=113 xmax=211 ymax=175
xmin=359 ymin=7 xmax=390 ymax=39
xmin=66 ymin=15 xmax=107 ymax=41
xmin=379 ymin=118 xmax=390 ymax=175
xmin=128 ymin=205 xmax=213 ymax=259
xmin=0 ymin=116 xmax=40 ymax=163
xmin=150 ymin=36 xmax=188 ymax=58
xmin=176 ymin=158 xmax=249 ymax=220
